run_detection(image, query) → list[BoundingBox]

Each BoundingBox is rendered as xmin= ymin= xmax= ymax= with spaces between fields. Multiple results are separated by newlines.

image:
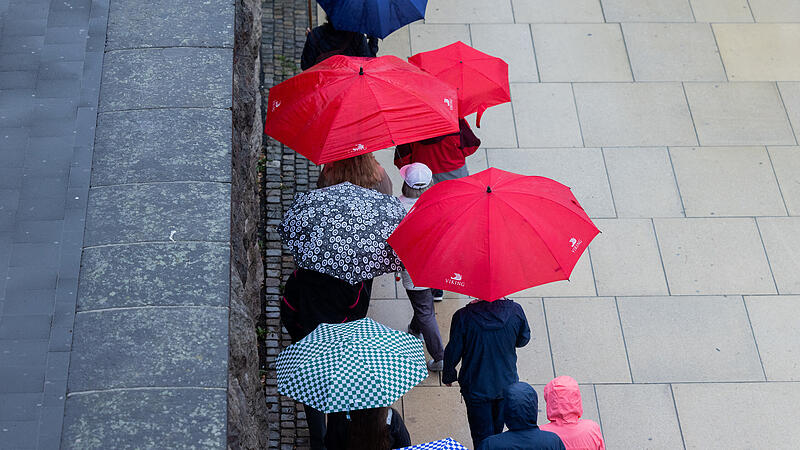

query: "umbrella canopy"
xmin=387 ymin=168 xmax=600 ymax=300
xmin=317 ymin=0 xmax=428 ymax=39
xmin=276 ymin=318 xmax=428 ymax=413
xmin=280 ymin=182 xmax=406 ymax=284
xmin=398 ymin=438 xmax=469 ymax=450
xmin=408 ymin=41 xmax=510 ymax=127
xmin=265 ymin=55 xmax=459 ymax=165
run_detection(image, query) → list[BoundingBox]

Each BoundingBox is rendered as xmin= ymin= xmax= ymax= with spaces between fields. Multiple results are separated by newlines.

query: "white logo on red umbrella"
xmin=569 ymin=237 xmax=583 ymax=253
xmin=444 ymin=98 xmax=453 ymax=110
xmin=352 ymin=144 xmax=366 ymax=152
xmin=445 ymin=272 xmax=465 ymax=287
xmin=271 ymin=100 xmax=281 ymax=111
xmin=451 ymin=273 xmax=462 ymax=281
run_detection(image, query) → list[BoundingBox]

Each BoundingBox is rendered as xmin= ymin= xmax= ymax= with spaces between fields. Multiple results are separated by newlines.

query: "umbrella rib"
xmin=498 ymin=188 xmax=599 ymax=230
xmin=361 ymin=75 xmax=398 ymax=145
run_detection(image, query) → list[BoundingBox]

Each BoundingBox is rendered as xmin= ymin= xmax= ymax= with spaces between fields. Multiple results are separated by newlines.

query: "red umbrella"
xmin=264 ymin=55 xmax=459 ymax=165
xmin=408 ymin=41 xmax=510 ymax=127
xmin=387 ymin=168 xmax=600 ymax=301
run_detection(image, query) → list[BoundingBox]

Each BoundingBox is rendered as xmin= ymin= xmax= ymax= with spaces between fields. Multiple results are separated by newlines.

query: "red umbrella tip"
xmin=359 ymin=67 xmax=364 ymax=75
xmin=486 ymin=186 xmax=492 ymax=193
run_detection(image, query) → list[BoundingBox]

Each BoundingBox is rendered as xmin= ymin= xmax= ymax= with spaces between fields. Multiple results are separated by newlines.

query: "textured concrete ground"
xmin=366 ymin=1 xmax=800 ymax=448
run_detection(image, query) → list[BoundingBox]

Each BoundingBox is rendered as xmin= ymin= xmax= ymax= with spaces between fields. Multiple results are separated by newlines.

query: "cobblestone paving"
xmin=0 ymin=0 xmax=107 ymax=448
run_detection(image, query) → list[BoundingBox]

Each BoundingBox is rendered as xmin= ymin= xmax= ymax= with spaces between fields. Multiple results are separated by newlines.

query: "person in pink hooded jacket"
xmin=540 ymin=376 xmax=605 ymax=450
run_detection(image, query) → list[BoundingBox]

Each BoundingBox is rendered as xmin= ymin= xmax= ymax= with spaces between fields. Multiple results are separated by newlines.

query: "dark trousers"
xmin=406 ymin=288 xmax=445 ymax=361
xmin=464 ymin=397 xmax=504 ymax=449
xmin=303 ymin=403 xmax=326 ymax=450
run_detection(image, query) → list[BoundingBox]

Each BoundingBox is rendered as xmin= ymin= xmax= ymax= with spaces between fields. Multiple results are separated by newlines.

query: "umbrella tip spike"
xmin=487 ymin=186 xmax=492 ymax=193
xmin=359 ymin=67 xmax=364 ymax=75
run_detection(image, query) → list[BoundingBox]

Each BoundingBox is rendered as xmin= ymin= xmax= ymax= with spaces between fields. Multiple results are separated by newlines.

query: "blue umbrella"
xmin=398 ymin=438 xmax=469 ymax=450
xmin=317 ymin=0 xmax=428 ymax=39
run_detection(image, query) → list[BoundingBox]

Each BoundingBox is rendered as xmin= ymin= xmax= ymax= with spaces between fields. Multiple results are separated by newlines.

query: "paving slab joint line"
xmin=709 ymin=24 xmax=730 ymax=82
xmin=649 ymin=218 xmax=673 ymax=296
xmin=775 ymin=83 xmax=800 ymax=146
xmin=75 ymin=305 xmax=229 ymax=314
xmin=752 ymin=218 xmax=781 ymax=295
xmin=83 ymin=240 xmax=229 ymax=249
xmin=613 ymin=296 xmax=635 ymax=383
xmin=617 ymin=23 xmax=636 ymax=81
xmin=98 ymin=106 xmax=233 ymax=113
xmin=669 ymin=383 xmax=688 ymax=449
xmin=66 ymin=386 xmax=227 ymax=397
xmin=764 ymin=147 xmax=791 ymax=215
xmin=665 ymin=147 xmax=688 ymax=217
xmin=740 ymin=296 xmax=769 ymax=381
xmin=103 ymin=46 xmax=235 ymax=55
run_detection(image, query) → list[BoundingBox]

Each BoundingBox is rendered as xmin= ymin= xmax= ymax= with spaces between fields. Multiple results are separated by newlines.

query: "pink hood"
xmin=544 ymin=376 xmax=582 ymax=425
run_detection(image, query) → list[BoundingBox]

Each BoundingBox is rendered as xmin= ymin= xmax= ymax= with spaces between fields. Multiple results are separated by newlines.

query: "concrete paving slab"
xmin=590 ymin=219 xmax=669 ymax=296
xmin=618 ymin=296 xmax=764 ymax=382
xmin=68 ymin=307 xmax=227 ymax=391
xmin=756 ymin=218 xmax=800 ymax=294
xmin=424 ymin=0 xmax=514 ymax=24
xmin=92 ymin=109 xmax=232 ymax=185
xmin=689 ymin=0 xmax=753 ymax=22
xmin=99 ymin=48 xmax=232 ymax=111
xmin=573 ymin=82 xmax=697 ymax=147
xmin=378 ymin=26 xmax=411 ymax=59
xmin=487 ymin=147 xmax=615 ymax=218
xmin=714 ymin=24 xmax=800 ymax=81
xmin=84 ymin=182 xmax=230 ymax=246
xmin=106 ymin=0 xmax=234 ymax=50
xmin=470 ymin=24 xmax=538 ymax=83
xmin=369 ymin=272 xmax=397 ymax=299
xmin=464 ymin=103 xmax=518 ymax=148
xmin=513 ymin=251 xmax=597 ymax=298
xmin=623 ymin=23 xmax=725 ymax=82
xmin=744 ymin=295 xmax=800 ymax=381
xmin=543 ymin=297 xmax=631 ymax=383
xmin=767 ymin=146 xmax=800 ymax=215
xmin=601 ymin=0 xmax=694 ymax=22
xmin=534 ymin=383 xmax=600 ymax=426
xmin=514 ymin=298 xmax=556 ymax=385
xmin=62 ymin=388 xmax=226 ymax=449
xmin=512 ymin=0 xmax=604 ymax=23
xmin=532 ymin=24 xmax=631 ymax=82
xmin=78 ymin=242 xmax=229 ymax=310
xmin=672 ymin=382 xmax=800 ymax=449
xmin=595 ymin=384 xmax=683 ymax=449
xmin=748 ymin=0 xmax=800 ymax=22
xmin=654 ymin=218 xmax=776 ymax=295
xmin=777 ymin=83 xmax=800 ymax=142
xmin=684 ymin=82 xmax=795 ymax=146
xmin=602 ymin=147 xmax=684 ymax=218
xmin=669 ymin=146 xmax=786 ymax=216
xmin=408 ymin=23 xmax=470 ymax=55
xmin=508 ymin=84 xmax=582 ymax=147
xmin=402 ymin=386 xmax=472 ymax=446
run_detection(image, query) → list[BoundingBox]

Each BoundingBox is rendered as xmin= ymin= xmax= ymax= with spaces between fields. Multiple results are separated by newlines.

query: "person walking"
xmin=396 ymin=163 xmax=445 ymax=372
xmin=317 ymin=153 xmax=393 ymax=196
xmin=442 ymin=297 xmax=531 ymax=448
xmin=325 ymin=406 xmax=411 ymax=450
xmin=301 ymin=17 xmax=378 ymax=71
xmin=540 ymin=376 xmax=605 ymax=450
xmin=478 ymin=382 xmax=566 ymax=450
xmin=394 ymin=118 xmax=480 ymax=301
xmin=280 ymin=268 xmax=374 ymax=450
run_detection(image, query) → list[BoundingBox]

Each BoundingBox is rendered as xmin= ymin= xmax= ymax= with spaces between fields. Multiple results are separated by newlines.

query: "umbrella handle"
xmin=307 ymin=0 xmax=313 ymax=30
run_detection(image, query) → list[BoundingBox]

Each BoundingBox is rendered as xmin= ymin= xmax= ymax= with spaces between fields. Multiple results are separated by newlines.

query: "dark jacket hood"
xmin=466 ymin=299 xmax=517 ymax=330
xmin=503 ymin=382 xmax=539 ymax=431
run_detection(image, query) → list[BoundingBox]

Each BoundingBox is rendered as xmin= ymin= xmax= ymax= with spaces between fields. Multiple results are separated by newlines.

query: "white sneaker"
xmin=427 ymin=359 xmax=444 ymax=372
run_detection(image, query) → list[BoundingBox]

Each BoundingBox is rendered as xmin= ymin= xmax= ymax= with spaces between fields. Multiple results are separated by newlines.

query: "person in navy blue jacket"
xmin=442 ymin=298 xmax=531 ymax=448
xmin=479 ymin=382 xmax=566 ymax=450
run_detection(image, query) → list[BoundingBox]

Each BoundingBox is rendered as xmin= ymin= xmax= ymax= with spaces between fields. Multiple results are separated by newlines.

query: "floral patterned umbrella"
xmin=280 ymin=182 xmax=405 ymax=284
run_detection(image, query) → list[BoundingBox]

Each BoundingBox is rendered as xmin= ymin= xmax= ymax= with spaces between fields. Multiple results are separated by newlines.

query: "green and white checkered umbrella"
xmin=276 ymin=318 xmax=428 ymax=413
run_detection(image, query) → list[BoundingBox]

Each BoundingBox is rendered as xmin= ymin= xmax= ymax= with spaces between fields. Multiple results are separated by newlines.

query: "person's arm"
xmin=389 ymin=408 xmax=411 ymax=448
xmin=516 ymin=303 xmax=531 ymax=348
xmin=442 ymin=312 xmax=463 ymax=385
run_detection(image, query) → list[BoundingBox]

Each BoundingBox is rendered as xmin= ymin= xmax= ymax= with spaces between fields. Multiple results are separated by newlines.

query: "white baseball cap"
xmin=399 ymin=163 xmax=432 ymax=189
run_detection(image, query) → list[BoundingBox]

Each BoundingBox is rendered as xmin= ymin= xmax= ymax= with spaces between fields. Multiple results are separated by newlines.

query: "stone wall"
xmin=228 ymin=0 xmax=271 ymax=447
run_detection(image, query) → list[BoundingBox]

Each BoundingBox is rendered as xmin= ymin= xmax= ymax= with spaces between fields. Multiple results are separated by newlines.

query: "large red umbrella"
xmin=387 ymin=168 xmax=600 ymax=301
xmin=264 ymin=55 xmax=459 ymax=165
xmin=408 ymin=41 xmax=510 ymax=127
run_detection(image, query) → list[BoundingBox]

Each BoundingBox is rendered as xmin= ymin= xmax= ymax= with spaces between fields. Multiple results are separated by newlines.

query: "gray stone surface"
xmin=62 ymin=388 xmax=226 ymax=449
xmin=106 ymin=0 xmax=234 ymax=50
xmin=78 ymin=243 xmax=229 ymax=310
xmin=744 ymin=295 xmax=800 ymax=381
xmin=99 ymin=48 xmax=232 ymax=111
xmin=68 ymin=307 xmax=227 ymax=391
xmin=595 ymin=384 xmax=684 ymax=449
xmin=84 ymin=182 xmax=230 ymax=246
xmin=92 ymin=109 xmax=232 ymax=185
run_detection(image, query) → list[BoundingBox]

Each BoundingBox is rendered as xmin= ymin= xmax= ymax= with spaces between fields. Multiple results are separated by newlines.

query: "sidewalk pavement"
xmin=368 ymin=1 xmax=800 ymax=448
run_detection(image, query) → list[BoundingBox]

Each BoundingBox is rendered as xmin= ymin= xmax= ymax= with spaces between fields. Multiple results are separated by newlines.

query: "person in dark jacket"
xmin=325 ymin=407 xmax=411 ymax=450
xmin=479 ymin=382 xmax=566 ymax=450
xmin=280 ymin=268 xmax=374 ymax=450
xmin=442 ymin=298 xmax=531 ymax=448
xmin=301 ymin=19 xmax=378 ymax=71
